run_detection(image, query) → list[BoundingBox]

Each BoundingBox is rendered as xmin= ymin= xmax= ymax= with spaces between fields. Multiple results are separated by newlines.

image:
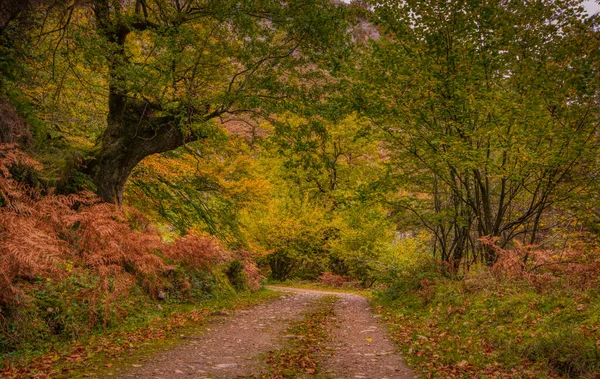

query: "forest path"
xmin=117 ymin=287 xmax=415 ymax=379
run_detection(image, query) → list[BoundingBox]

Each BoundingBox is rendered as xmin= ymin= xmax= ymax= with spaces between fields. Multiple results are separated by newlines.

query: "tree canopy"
xmin=1 ymin=0 xmax=599 ymax=277
xmin=353 ymin=0 xmax=600 ymax=268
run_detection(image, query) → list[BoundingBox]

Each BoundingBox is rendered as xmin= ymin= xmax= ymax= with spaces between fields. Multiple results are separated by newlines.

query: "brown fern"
xmin=0 ymin=145 xmax=247 ymax=348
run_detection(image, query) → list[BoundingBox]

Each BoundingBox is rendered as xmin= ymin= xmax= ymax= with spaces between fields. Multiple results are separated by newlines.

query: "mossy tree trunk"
xmin=87 ymin=0 xmax=219 ymax=204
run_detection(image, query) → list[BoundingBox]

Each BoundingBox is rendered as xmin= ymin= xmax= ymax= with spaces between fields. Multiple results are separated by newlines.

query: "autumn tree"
xmin=127 ymin=130 xmax=268 ymax=243
xmin=357 ymin=0 xmax=600 ymax=268
xmin=269 ymin=113 xmax=383 ymax=206
xmin=18 ymin=0 xmax=350 ymax=204
xmin=243 ymin=113 xmax=394 ymax=282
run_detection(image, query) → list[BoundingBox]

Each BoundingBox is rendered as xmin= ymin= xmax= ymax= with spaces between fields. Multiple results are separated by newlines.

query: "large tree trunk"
xmin=89 ymin=102 xmax=191 ymax=204
xmin=88 ymin=0 xmax=209 ymax=205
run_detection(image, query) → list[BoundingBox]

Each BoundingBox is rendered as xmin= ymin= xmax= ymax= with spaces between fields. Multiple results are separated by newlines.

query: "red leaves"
xmin=164 ymin=232 xmax=230 ymax=270
xmin=319 ymin=272 xmax=348 ymax=287
xmin=0 ymin=146 xmax=240 ymax=307
xmin=480 ymin=236 xmax=600 ymax=292
xmin=0 ymin=145 xmax=252 ymax=365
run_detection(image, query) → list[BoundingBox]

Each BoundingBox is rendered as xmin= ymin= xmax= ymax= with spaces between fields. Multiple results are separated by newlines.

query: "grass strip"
xmin=0 ymin=289 xmax=282 ymax=379
xmin=373 ymin=278 xmax=600 ymax=379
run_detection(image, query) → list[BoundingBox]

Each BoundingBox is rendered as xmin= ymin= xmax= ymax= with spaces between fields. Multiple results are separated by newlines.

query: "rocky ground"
xmin=116 ymin=287 xmax=414 ymax=379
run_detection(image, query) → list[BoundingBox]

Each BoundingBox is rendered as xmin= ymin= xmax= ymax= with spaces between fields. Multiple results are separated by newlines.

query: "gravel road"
xmin=116 ymin=286 xmax=415 ymax=379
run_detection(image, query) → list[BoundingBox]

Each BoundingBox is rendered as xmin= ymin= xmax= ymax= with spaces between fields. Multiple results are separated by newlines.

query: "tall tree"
xmin=358 ymin=0 xmax=600 ymax=268
xmin=21 ymin=0 xmax=349 ymax=203
xmin=85 ymin=0 xmax=350 ymax=204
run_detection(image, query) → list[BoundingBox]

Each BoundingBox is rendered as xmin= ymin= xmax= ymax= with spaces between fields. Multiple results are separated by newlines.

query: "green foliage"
xmin=2 ymin=1 xmax=600 ymax=376
xmin=376 ymin=262 xmax=600 ymax=378
xmin=376 ymin=231 xmax=435 ymax=290
xmin=522 ymin=328 xmax=600 ymax=378
xmin=327 ymin=204 xmax=396 ymax=286
xmin=246 ymin=197 xmax=333 ymax=281
xmin=250 ymin=112 xmax=396 ymax=283
xmin=270 ymin=113 xmax=384 ymax=206
xmin=1 ymin=273 xmax=116 ymax=353
xmin=126 ymin=133 xmax=259 ymax=244
xmin=1 ymin=91 xmax=96 ymax=194
xmin=356 ymin=0 xmax=600 ymax=268
xmin=225 ymin=260 xmax=248 ymax=292
xmin=0 ymin=266 xmax=239 ymax=357
xmin=0 ymin=36 xmax=18 ymax=89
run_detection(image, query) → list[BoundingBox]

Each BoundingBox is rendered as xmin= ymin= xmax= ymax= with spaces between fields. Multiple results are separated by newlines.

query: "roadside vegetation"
xmin=1 ymin=0 xmax=599 ymax=378
xmin=373 ymin=241 xmax=600 ymax=379
xmin=0 ymin=290 xmax=281 ymax=379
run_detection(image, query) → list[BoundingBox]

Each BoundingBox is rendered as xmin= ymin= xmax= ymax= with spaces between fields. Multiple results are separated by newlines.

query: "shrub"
xmin=377 ymin=255 xmax=600 ymax=379
xmin=0 ymin=145 xmax=247 ymax=355
xmin=225 ymin=260 xmax=247 ymax=291
xmin=319 ymin=272 xmax=348 ymax=287
xmin=242 ymin=260 xmax=264 ymax=291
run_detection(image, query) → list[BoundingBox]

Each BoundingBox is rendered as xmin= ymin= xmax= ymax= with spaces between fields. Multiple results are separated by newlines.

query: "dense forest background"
xmin=1 ymin=0 xmax=599 ymax=377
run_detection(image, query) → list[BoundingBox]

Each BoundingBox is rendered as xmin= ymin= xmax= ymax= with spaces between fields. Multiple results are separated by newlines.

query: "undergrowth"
xmin=0 ymin=144 xmax=264 ymax=357
xmin=375 ymin=256 xmax=600 ymax=379
xmin=0 ymin=289 xmax=281 ymax=379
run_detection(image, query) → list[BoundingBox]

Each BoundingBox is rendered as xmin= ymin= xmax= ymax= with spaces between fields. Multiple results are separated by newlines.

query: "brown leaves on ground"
xmin=259 ymin=296 xmax=337 ymax=378
xmin=0 ymin=306 xmax=213 ymax=379
xmin=381 ymin=309 xmax=562 ymax=379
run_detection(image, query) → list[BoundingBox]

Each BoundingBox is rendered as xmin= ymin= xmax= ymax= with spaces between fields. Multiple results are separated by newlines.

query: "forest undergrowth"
xmin=0 ymin=144 xmax=264 ymax=369
xmin=0 ymin=290 xmax=280 ymax=379
xmin=374 ymin=246 xmax=600 ymax=379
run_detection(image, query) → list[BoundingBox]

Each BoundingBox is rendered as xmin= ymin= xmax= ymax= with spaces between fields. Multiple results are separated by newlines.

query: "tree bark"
xmin=88 ymin=100 xmax=199 ymax=204
xmin=88 ymin=0 xmax=214 ymax=204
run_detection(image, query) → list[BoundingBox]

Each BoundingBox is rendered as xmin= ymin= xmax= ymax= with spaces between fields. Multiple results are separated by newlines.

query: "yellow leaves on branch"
xmin=138 ymin=143 xmax=270 ymax=202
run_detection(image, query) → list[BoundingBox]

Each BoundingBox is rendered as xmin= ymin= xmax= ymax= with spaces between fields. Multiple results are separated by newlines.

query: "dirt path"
xmin=269 ymin=287 xmax=414 ymax=379
xmin=117 ymin=287 xmax=414 ymax=379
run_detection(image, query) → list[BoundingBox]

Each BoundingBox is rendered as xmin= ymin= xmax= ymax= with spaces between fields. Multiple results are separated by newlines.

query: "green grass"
xmin=373 ymin=271 xmax=600 ymax=378
xmin=0 ymin=289 xmax=282 ymax=379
